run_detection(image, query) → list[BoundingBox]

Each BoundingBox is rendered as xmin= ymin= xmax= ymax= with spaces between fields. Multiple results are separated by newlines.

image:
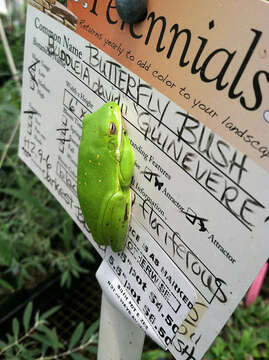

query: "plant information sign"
xmin=0 ymin=0 xmax=7 ymax=15
xmin=19 ymin=1 xmax=269 ymax=359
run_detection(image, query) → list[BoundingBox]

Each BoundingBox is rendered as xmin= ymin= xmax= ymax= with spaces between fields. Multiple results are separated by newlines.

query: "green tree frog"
xmin=77 ymin=102 xmax=135 ymax=252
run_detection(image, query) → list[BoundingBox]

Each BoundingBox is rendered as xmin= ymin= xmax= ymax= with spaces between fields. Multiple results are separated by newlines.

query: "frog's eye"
xmin=109 ymin=122 xmax=117 ymax=135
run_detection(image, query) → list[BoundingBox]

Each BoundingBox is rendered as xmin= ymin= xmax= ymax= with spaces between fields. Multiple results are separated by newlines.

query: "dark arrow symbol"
xmin=28 ymin=60 xmax=40 ymax=90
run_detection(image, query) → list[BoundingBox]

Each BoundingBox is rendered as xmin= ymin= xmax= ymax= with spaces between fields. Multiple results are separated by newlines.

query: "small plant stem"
xmin=0 ymin=18 xmax=21 ymax=88
xmin=0 ymin=116 xmax=20 ymax=169
xmin=37 ymin=336 xmax=97 ymax=360
xmin=0 ymin=320 xmax=43 ymax=355
xmin=0 ymin=18 xmax=21 ymax=169
xmin=0 ymin=318 xmax=97 ymax=359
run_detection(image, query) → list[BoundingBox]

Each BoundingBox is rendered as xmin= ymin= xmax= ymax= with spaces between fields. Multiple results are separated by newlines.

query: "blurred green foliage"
xmin=141 ymin=298 xmax=269 ymax=360
xmin=0 ymin=22 xmax=97 ymax=298
xmin=0 ymin=301 xmax=99 ymax=359
xmin=0 ymin=149 xmax=96 ymax=295
xmin=0 ymin=24 xmax=25 ymax=84
xmin=206 ymin=298 xmax=269 ymax=360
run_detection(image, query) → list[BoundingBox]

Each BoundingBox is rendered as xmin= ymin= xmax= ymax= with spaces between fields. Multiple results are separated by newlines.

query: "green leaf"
xmin=69 ymin=322 xmax=85 ymax=350
xmin=81 ymin=320 xmax=99 ymax=345
xmin=47 ymin=328 xmax=63 ymax=349
xmin=142 ymin=349 xmax=171 ymax=360
xmin=61 ymin=218 xmax=73 ymax=251
xmin=23 ymin=302 xmax=33 ymax=332
xmin=60 ymin=270 xmax=69 ymax=287
xmin=0 ymin=278 xmax=14 ymax=291
xmin=41 ymin=343 xmax=49 ymax=357
xmin=0 ymin=174 xmax=46 ymax=216
xmin=20 ymin=346 xmax=42 ymax=359
xmin=79 ymin=248 xmax=95 ymax=262
xmin=37 ymin=324 xmax=51 ymax=334
xmin=12 ymin=318 xmax=19 ymax=339
xmin=7 ymin=333 xmax=14 ymax=343
xmin=30 ymin=334 xmax=54 ymax=347
xmin=70 ymin=354 xmax=88 ymax=360
xmin=34 ymin=311 xmax=40 ymax=323
xmin=40 ymin=305 xmax=61 ymax=321
xmin=0 ymin=339 xmax=7 ymax=348
xmin=0 ymin=237 xmax=12 ymax=265
xmin=86 ymin=345 xmax=98 ymax=354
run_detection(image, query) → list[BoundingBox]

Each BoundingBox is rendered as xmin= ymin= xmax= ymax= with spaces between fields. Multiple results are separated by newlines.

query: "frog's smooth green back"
xmin=77 ymin=102 xmax=134 ymax=249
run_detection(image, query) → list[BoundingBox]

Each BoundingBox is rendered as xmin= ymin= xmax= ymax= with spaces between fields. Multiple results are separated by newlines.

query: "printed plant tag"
xmin=19 ymin=2 xmax=269 ymax=359
xmin=67 ymin=0 xmax=269 ymax=173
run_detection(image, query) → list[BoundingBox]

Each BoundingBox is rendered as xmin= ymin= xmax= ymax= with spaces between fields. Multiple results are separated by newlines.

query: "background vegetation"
xmin=0 ymin=4 xmax=268 ymax=360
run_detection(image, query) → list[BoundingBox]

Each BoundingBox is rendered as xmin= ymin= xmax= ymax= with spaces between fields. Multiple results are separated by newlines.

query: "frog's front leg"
xmin=101 ymin=191 xmax=131 ymax=252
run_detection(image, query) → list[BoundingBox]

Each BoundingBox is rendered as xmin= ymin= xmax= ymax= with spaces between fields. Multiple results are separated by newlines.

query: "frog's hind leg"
xmin=101 ymin=191 xmax=131 ymax=252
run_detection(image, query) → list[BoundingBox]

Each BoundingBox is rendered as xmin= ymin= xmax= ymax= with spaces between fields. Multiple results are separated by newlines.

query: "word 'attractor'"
xmin=77 ymin=102 xmax=134 ymax=252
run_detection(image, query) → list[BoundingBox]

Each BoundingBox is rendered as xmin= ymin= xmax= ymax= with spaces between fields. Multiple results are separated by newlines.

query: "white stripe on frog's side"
xmin=116 ymin=109 xmax=123 ymax=162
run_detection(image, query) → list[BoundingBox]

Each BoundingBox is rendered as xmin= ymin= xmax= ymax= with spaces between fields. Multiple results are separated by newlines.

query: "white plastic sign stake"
xmin=97 ymin=292 xmax=145 ymax=360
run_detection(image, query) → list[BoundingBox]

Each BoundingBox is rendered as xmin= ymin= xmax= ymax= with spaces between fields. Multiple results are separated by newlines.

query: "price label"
xmin=96 ymin=260 xmax=165 ymax=348
xmin=102 ymin=218 xmax=196 ymax=348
